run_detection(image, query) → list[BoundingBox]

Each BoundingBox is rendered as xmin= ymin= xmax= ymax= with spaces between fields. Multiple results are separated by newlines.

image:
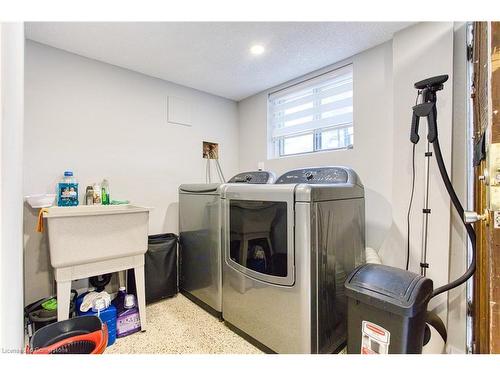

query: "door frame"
xmin=471 ymin=21 xmax=500 ymax=354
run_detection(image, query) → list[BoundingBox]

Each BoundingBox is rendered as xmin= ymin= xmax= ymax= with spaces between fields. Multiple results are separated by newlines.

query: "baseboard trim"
xmin=180 ymin=290 xmax=222 ymax=321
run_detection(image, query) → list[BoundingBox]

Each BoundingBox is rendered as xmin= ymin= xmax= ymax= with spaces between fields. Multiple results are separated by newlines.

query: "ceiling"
xmin=25 ymin=22 xmax=413 ymax=101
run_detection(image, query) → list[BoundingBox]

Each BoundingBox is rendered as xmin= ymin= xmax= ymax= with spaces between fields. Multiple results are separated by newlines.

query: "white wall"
xmin=238 ymin=40 xmax=395 ymax=252
xmin=238 ymin=22 xmax=458 ymax=328
xmin=385 ymin=23 xmax=455 ymax=320
xmin=0 ymin=23 xmax=25 ymax=352
xmin=23 ymin=40 xmax=239 ymax=303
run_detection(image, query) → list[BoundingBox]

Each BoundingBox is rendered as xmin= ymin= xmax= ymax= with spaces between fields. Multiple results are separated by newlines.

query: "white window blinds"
xmin=268 ymin=64 xmax=353 ymax=157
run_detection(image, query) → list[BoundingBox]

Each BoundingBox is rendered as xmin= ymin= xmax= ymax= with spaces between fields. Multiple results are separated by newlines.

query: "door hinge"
xmin=467 ymin=300 xmax=474 ymax=317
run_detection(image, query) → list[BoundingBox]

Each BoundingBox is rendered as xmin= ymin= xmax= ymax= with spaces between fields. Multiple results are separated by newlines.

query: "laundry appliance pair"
xmin=179 ymin=166 xmax=365 ymax=354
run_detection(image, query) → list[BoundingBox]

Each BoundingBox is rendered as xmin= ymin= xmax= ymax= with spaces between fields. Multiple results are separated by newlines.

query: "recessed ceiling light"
xmin=250 ymin=44 xmax=265 ymax=55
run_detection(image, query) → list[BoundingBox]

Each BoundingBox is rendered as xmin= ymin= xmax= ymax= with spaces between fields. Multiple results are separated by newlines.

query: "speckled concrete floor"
xmin=105 ymin=294 xmax=263 ymax=354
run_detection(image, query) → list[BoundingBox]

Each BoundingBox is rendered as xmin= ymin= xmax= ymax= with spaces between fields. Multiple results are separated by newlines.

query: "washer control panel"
xmin=275 ymin=167 xmax=349 ymax=184
xmin=228 ymin=171 xmax=275 ymax=184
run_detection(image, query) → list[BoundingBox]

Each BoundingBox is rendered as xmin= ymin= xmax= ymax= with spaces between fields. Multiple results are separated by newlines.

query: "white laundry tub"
xmin=44 ymin=205 xmax=150 ymax=268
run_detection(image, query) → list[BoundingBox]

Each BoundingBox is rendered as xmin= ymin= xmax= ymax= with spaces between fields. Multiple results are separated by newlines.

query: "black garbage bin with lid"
xmin=344 ymin=263 xmax=433 ymax=354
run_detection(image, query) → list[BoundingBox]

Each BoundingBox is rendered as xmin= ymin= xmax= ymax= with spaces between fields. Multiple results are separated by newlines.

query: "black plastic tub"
xmin=28 ymin=316 xmax=107 ymax=354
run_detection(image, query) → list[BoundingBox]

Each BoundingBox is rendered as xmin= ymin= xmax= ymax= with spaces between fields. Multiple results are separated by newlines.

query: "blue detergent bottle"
xmin=58 ymin=170 xmax=79 ymax=206
xmin=80 ymin=297 xmax=117 ymax=346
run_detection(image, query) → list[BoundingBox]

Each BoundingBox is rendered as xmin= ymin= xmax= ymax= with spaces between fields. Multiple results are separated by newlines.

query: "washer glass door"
xmin=230 ymin=200 xmax=288 ymax=276
xmin=222 ymin=185 xmax=295 ymax=286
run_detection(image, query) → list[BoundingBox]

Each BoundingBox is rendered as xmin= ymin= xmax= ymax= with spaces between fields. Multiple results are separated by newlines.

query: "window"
xmin=268 ymin=64 xmax=353 ymax=158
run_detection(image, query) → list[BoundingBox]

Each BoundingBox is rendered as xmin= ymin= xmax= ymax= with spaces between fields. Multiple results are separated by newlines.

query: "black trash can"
xmin=128 ymin=233 xmax=178 ymax=304
xmin=344 ymin=263 xmax=433 ymax=354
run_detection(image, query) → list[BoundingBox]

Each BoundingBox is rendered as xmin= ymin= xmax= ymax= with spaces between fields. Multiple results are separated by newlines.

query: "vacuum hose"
xmin=430 ymin=137 xmax=476 ymax=298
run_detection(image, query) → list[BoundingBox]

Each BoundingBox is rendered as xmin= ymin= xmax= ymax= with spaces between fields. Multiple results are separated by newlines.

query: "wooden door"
xmin=472 ymin=21 xmax=500 ymax=354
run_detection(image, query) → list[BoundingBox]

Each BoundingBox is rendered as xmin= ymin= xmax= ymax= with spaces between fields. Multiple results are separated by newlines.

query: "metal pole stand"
xmin=420 ymin=141 xmax=432 ymax=276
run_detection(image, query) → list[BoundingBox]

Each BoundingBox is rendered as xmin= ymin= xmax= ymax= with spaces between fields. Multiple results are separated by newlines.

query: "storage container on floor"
xmin=25 ymin=291 xmax=78 ymax=335
xmin=344 ymin=263 xmax=433 ymax=354
xmin=28 ymin=316 xmax=108 ymax=354
xmin=128 ymin=233 xmax=178 ymax=304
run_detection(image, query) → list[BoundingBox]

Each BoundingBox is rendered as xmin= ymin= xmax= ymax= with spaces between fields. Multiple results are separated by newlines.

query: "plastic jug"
xmin=57 ymin=171 xmax=79 ymax=206
xmin=79 ymin=297 xmax=117 ymax=346
xmin=116 ymin=294 xmax=141 ymax=338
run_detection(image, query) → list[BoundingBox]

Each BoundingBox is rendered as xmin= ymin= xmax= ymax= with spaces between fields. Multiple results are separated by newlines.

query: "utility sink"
xmin=44 ymin=205 xmax=150 ymax=268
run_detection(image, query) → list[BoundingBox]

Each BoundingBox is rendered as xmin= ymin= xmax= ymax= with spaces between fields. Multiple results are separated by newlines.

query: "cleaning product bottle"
xmin=93 ymin=182 xmax=102 ymax=205
xmin=112 ymin=286 xmax=127 ymax=313
xmin=101 ymin=179 xmax=110 ymax=205
xmin=116 ymin=294 xmax=141 ymax=338
xmin=80 ymin=296 xmax=117 ymax=346
xmin=57 ymin=171 xmax=79 ymax=206
xmin=85 ymin=186 xmax=94 ymax=205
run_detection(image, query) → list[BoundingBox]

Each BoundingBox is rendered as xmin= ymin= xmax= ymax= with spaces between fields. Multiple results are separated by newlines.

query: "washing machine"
xmin=178 ymin=171 xmax=275 ymax=318
xmin=221 ymin=166 xmax=365 ymax=353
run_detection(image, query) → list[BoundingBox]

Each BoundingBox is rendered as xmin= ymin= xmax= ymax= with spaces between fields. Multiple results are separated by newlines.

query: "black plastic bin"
xmin=25 ymin=290 xmax=78 ymax=336
xmin=128 ymin=233 xmax=178 ymax=304
xmin=344 ymin=263 xmax=433 ymax=354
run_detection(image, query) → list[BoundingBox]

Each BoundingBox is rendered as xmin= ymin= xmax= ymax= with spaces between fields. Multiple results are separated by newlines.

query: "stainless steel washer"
xmin=221 ymin=167 xmax=365 ymax=353
xmin=178 ymin=171 xmax=275 ymax=317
